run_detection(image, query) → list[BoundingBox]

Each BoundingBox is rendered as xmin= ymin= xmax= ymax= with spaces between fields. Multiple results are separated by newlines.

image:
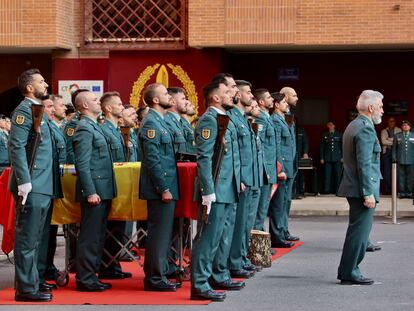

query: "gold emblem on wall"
xmin=130 ymin=63 xmax=199 ymax=117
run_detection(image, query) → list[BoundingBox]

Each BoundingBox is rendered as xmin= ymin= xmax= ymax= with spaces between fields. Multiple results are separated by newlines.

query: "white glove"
xmin=18 ymin=182 xmax=32 ymax=205
xmin=202 ymin=193 xmax=216 ymax=215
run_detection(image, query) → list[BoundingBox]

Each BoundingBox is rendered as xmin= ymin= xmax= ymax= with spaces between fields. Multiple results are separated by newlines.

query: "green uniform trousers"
xmin=37 ymin=201 xmax=55 ymax=284
xmin=269 ymin=178 xmax=294 ymax=244
xmin=76 ymin=200 xmax=111 ymax=285
xmin=228 ymin=187 xmax=253 ymax=271
xmin=143 ymin=200 xmax=175 ymax=286
xmin=242 ymin=188 xmax=260 ymax=266
xmin=337 ymin=198 xmax=375 ymax=281
xmin=191 ymin=202 xmax=231 ymax=292
xmin=254 ymin=184 xmax=272 ymax=231
xmin=323 ymin=161 xmax=342 ymax=193
xmin=398 ymin=164 xmax=414 ymax=196
xmin=14 ymin=192 xmax=51 ymax=295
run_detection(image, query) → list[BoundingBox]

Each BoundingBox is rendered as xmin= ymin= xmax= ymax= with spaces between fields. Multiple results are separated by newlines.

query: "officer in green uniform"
xmin=392 ymin=120 xmax=414 ymax=198
xmin=73 ymin=91 xmax=116 ymax=292
xmin=191 ymin=80 xmax=240 ymax=301
xmin=97 ymin=92 xmax=132 ymax=279
xmin=269 ymin=92 xmax=296 ymax=248
xmin=180 ymin=99 xmax=197 ymax=154
xmin=37 ymin=96 xmax=66 ymax=290
xmin=139 ymin=83 xmax=180 ymax=292
xmin=0 ymin=115 xmax=10 ymax=175
xmin=120 ymin=105 xmax=139 ymax=162
xmin=320 ymin=121 xmax=343 ymax=193
xmin=253 ymin=89 xmax=277 ymax=231
xmin=8 ymin=69 xmax=53 ymax=302
xmin=225 ymin=80 xmax=260 ymax=279
xmin=165 ymin=87 xmax=188 ymax=154
xmin=337 ymin=90 xmax=384 ymax=285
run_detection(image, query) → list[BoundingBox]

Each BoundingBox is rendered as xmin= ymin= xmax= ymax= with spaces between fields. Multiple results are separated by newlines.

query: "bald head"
xmin=280 ymin=87 xmax=298 ymax=106
xmin=75 ymin=91 xmax=101 ymax=117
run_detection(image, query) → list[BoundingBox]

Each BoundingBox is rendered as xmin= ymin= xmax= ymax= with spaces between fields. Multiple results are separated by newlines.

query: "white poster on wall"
xmin=58 ymin=80 xmax=104 ymax=105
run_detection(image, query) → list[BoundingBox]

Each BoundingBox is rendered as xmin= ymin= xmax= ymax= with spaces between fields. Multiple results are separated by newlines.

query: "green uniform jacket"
xmin=255 ymin=110 xmax=277 ymax=184
xmin=8 ymin=99 xmax=53 ymax=196
xmin=73 ymin=116 xmax=117 ymax=202
xmin=337 ymin=115 xmax=382 ymax=201
xmin=180 ymin=117 xmax=197 ymax=154
xmin=129 ymin=128 xmax=139 ymax=162
xmin=0 ymin=130 xmax=9 ymax=168
xmin=297 ymin=127 xmax=309 ymax=157
xmin=164 ymin=111 xmax=187 ymax=154
xmin=64 ymin=112 xmax=80 ymax=164
xmin=228 ymin=107 xmax=260 ymax=188
xmin=100 ymin=120 xmax=126 ymax=162
xmin=271 ymin=113 xmax=296 ymax=179
xmin=392 ymin=131 xmax=414 ymax=165
xmin=320 ymin=131 xmax=342 ymax=162
xmin=139 ymin=109 xmax=179 ymax=200
xmin=50 ymin=121 xmax=66 ymax=198
xmin=195 ymin=107 xmax=240 ymax=203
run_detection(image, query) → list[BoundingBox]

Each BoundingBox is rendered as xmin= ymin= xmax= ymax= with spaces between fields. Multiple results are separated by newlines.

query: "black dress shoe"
xmin=272 ymin=241 xmax=295 ymax=248
xmin=243 ymin=263 xmax=262 ymax=272
xmin=270 ymin=248 xmax=277 ymax=255
xmin=286 ymin=234 xmax=300 ymax=241
xmin=230 ymin=269 xmax=254 ymax=279
xmin=76 ymin=282 xmax=106 ymax=292
xmin=43 ymin=281 xmax=58 ymax=290
xmin=15 ymin=292 xmax=52 ymax=302
xmin=99 ymin=271 xmax=132 ymax=279
xmin=144 ymin=281 xmax=177 ymax=292
xmin=366 ymin=244 xmax=381 ymax=252
xmin=39 ymin=283 xmax=52 ymax=293
xmin=340 ymin=277 xmax=374 ymax=285
xmin=210 ymin=279 xmax=245 ymax=291
xmin=191 ymin=288 xmax=226 ymax=301
xmin=97 ymin=281 xmax=112 ymax=289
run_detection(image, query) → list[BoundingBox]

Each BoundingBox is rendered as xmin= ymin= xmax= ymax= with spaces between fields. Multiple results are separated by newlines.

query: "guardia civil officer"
xmin=8 ymin=69 xmax=53 ymax=302
xmin=139 ymin=83 xmax=180 ymax=292
xmin=98 ymin=92 xmax=132 ymax=280
xmin=180 ymin=99 xmax=197 ymax=154
xmin=0 ymin=115 xmax=10 ymax=175
xmin=320 ymin=121 xmax=343 ymax=194
xmin=191 ymin=81 xmax=240 ymax=301
xmin=37 ymin=96 xmax=66 ymax=292
xmin=165 ymin=87 xmax=188 ymax=154
xmin=337 ymin=90 xmax=384 ymax=285
xmin=73 ymin=91 xmax=116 ymax=292
xmin=269 ymin=92 xmax=296 ymax=248
xmin=392 ymin=120 xmax=414 ymax=198
xmin=226 ymin=80 xmax=261 ymax=279
xmin=253 ymin=89 xmax=277 ymax=232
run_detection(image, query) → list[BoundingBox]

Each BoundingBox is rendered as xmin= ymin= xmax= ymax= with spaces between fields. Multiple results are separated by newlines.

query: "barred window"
xmin=84 ymin=0 xmax=186 ymax=49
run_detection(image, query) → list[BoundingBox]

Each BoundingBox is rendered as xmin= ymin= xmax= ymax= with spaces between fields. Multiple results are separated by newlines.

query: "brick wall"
xmin=189 ymin=0 xmax=414 ymax=48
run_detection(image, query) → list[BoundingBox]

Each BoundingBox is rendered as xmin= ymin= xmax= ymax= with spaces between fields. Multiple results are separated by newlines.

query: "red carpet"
xmin=0 ymin=242 xmax=303 ymax=305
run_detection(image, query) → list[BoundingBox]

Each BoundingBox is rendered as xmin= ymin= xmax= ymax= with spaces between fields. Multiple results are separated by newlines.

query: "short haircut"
xmin=137 ymin=106 xmax=148 ymax=121
xmin=203 ymin=81 xmax=222 ymax=105
xmin=211 ymin=73 xmax=234 ymax=86
xmin=123 ymin=104 xmax=134 ymax=110
xmin=254 ymin=88 xmax=269 ymax=101
xmin=143 ymin=83 xmax=162 ymax=106
xmin=167 ymin=87 xmax=185 ymax=96
xmin=235 ymin=80 xmax=252 ymax=88
xmin=100 ymin=91 xmax=121 ymax=110
xmin=356 ymin=90 xmax=384 ymax=112
xmin=49 ymin=94 xmax=63 ymax=104
xmin=17 ymin=68 xmax=41 ymax=95
xmin=272 ymin=92 xmax=286 ymax=104
xmin=71 ymin=89 xmax=88 ymax=105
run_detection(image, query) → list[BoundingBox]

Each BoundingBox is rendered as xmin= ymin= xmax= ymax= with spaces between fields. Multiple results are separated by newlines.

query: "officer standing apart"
xmin=191 ymin=81 xmax=240 ymax=301
xmin=392 ymin=120 xmax=414 ymax=198
xmin=98 ymin=92 xmax=132 ymax=280
xmin=8 ymin=69 xmax=53 ymax=302
xmin=73 ymin=91 xmax=116 ymax=292
xmin=253 ymin=89 xmax=277 ymax=232
xmin=139 ymin=83 xmax=180 ymax=292
xmin=320 ymin=121 xmax=343 ymax=194
xmin=337 ymin=90 xmax=384 ymax=285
